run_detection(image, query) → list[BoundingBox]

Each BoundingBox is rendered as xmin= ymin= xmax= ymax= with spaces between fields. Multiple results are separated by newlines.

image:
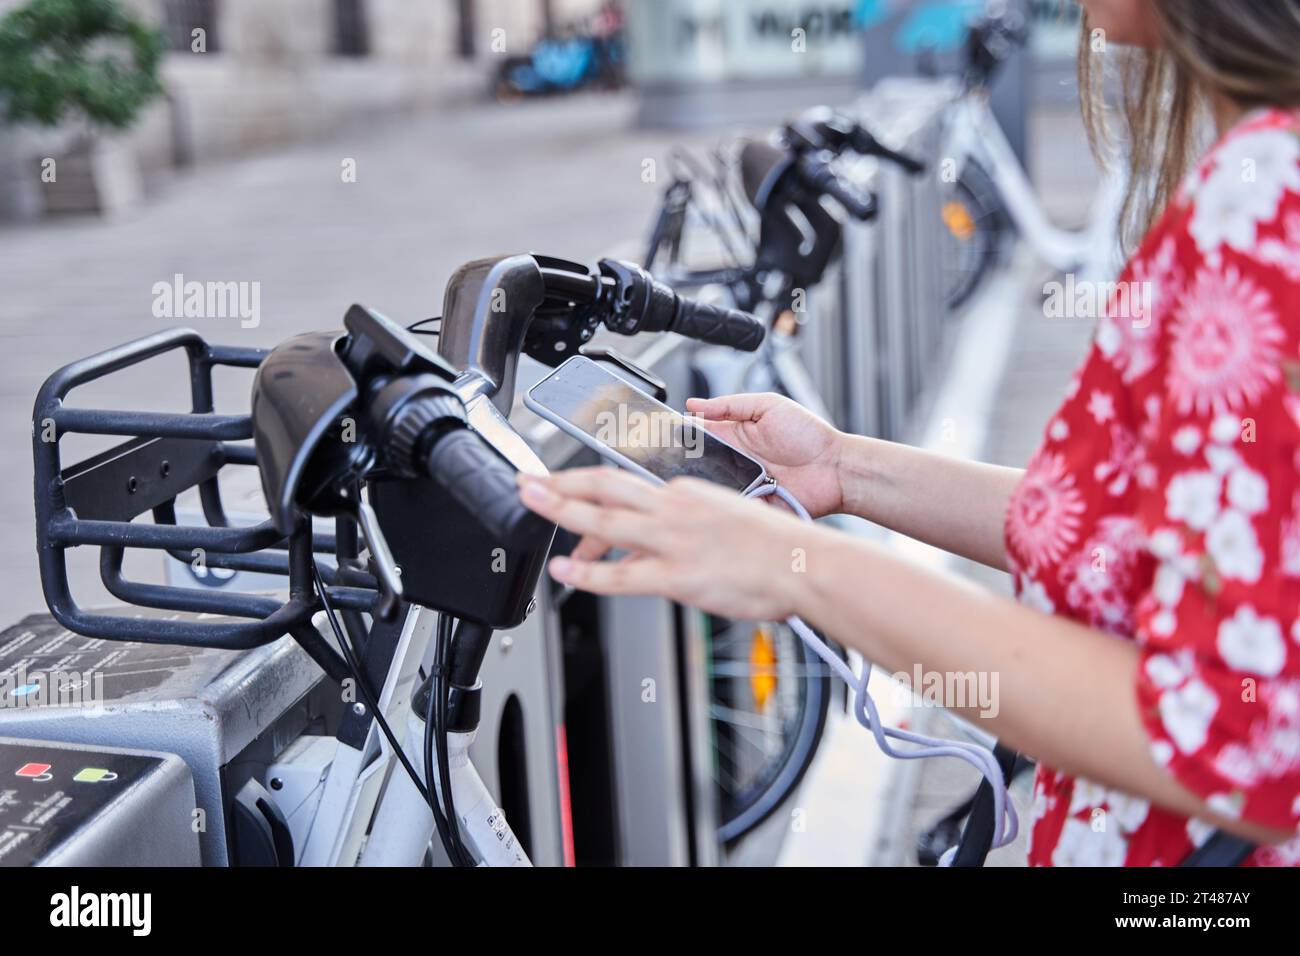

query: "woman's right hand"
xmin=686 ymin=392 xmax=845 ymax=518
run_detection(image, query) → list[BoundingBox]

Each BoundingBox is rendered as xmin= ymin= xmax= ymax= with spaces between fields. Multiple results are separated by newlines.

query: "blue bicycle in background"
xmin=493 ymin=5 xmax=626 ymax=101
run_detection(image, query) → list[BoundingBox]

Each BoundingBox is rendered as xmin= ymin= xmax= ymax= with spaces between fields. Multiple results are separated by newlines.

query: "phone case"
xmin=523 ymin=356 xmax=769 ymax=495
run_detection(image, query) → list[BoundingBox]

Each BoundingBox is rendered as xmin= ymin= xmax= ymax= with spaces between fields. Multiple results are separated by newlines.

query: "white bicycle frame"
xmin=942 ymin=87 xmax=1126 ymax=283
xmin=261 ymin=604 xmax=531 ymax=867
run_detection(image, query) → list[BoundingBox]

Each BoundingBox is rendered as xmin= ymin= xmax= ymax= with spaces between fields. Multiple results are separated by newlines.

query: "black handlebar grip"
xmin=669 ymin=297 xmax=765 ymax=352
xmin=423 ymin=427 xmax=555 ymax=549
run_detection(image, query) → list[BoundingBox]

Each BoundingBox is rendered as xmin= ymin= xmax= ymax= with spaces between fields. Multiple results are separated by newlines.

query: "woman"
xmin=519 ymin=0 xmax=1300 ymax=865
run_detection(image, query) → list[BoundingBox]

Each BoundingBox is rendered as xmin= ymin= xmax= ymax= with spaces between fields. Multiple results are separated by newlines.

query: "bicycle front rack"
xmin=32 ymin=327 xmax=375 ymax=683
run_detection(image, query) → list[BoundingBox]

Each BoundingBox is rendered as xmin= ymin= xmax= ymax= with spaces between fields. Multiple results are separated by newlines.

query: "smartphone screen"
xmin=528 ymin=358 xmax=766 ymax=492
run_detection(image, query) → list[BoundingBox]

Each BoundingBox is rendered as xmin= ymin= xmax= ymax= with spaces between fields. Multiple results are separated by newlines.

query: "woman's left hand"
xmin=517 ymin=468 xmax=813 ymax=621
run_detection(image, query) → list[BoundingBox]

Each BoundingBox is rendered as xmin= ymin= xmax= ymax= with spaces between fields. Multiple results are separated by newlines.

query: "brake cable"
xmin=311 ymin=559 xmax=471 ymax=865
xmin=743 ymin=482 xmax=1019 ymax=862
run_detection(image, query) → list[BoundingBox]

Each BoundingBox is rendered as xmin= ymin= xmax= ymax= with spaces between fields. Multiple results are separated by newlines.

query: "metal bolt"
xmin=160 ymin=460 xmax=171 ymax=478
xmin=500 ymin=635 xmax=514 ymax=654
xmin=352 ymin=703 xmax=366 ymax=717
xmin=126 ymin=476 xmax=138 ymax=494
xmin=269 ymin=777 xmax=283 ymax=791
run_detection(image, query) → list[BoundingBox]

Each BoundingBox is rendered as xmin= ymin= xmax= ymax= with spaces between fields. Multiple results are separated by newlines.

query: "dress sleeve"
xmin=1132 ymin=126 xmax=1300 ymax=833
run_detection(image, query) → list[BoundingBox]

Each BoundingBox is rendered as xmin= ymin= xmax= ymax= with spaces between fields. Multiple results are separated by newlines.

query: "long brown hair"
xmin=1078 ymin=1 xmax=1300 ymax=250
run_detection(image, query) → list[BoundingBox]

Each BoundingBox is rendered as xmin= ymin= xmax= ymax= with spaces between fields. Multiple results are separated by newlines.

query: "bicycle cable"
xmin=742 ymin=482 xmax=1019 ymax=862
xmin=310 ymin=559 xmax=471 ymax=865
xmin=427 ymin=613 xmax=474 ymax=866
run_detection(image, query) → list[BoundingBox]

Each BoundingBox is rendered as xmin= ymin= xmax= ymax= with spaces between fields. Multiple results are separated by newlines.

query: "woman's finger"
xmin=525 ymin=466 xmax=656 ymax=511
xmin=685 ymin=393 xmax=772 ymax=423
xmin=570 ymin=534 xmax=612 ymax=561
xmin=547 ymin=554 xmax=671 ymax=597
xmin=519 ymin=478 xmax=661 ymax=551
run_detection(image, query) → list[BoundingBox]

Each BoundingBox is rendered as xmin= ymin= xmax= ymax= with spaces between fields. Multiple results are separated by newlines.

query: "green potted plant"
xmin=0 ymin=0 xmax=163 ymax=216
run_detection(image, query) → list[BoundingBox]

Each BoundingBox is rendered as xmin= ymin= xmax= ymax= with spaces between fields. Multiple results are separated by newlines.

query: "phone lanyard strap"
xmin=743 ymin=481 xmax=1019 ymax=861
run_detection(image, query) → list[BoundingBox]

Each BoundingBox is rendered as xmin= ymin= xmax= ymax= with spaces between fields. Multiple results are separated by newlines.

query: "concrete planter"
xmin=38 ymin=135 xmax=144 ymax=217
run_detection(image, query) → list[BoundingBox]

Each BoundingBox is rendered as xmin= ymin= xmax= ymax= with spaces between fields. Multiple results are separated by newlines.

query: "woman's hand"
xmin=686 ymin=393 xmax=844 ymax=518
xmin=517 ymin=468 xmax=814 ymax=621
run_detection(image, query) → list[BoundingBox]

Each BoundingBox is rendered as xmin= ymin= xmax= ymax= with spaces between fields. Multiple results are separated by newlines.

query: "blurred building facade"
xmin=0 ymin=0 xmax=600 ymax=220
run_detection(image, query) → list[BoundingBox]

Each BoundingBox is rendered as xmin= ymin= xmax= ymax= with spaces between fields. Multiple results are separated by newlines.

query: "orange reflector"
xmin=942 ymin=200 xmax=976 ymax=241
xmin=749 ymin=626 xmax=778 ymax=712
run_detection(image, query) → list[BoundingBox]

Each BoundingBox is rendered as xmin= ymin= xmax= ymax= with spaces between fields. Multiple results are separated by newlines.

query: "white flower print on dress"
xmin=1166 ymin=265 xmax=1283 ymax=417
xmin=1051 ymin=780 xmax=1151 ymax=867
xmin=1093 ymin=424 xmax=1143 ymax=496
xmin=1052 ymin=816 xmax=1128 ymax=866
xmin=1172 ymin=425 xmax=1202 ymax=456
xmin=1217 ymin=605 xmax=1287 ymax=677
xmin=1150 ymin=656 xmax=1218 ymax=754
xmin=1189 ymin=127 xmax=1300 ymax=258
xmin=1226 ymin=466 xmax=1269 ymax=515
xmin=1257 ymin=211 xmax=1300 ymax=282
xmin=1217 ymin=679 xmax=1300 ymax=784
xmin=1165 ymin=470 xmax=1222 ymax=531
xmin=1087 ymin=390 xmax=1116 ymax=425
xmin=1206 ymin=509 xmax=1264 ymax=583
xmin=1006 ymin=450 xmax=1086 ymax=575
xmin=1058 ymin=516 xmax=1142 ymax=635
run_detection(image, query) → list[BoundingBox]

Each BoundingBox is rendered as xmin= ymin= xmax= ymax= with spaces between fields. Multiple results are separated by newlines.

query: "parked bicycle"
xmin=935 ymin=6 xmax=1125 ymax=308
xmin=643 ymin=106 xmax=926 ymax=845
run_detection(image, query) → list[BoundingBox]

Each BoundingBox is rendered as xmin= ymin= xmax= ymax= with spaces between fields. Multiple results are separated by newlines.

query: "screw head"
xmin=500 ymin=635 xmax=514 ymax=654
xmin=352 ymin=703 xmax=367 ymax=717
xmin=270 ymin=777 xmax=283 ymax=791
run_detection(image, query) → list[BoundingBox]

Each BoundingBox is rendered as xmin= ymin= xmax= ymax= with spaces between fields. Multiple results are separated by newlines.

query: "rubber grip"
xmin=670 ymin=298 xmax=765 ymax=352
xmin=423 ymin=428 xmax=555 ymax=548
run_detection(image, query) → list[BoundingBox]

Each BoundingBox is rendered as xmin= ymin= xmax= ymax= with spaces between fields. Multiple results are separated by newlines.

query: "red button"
xmin=15 ymin=762 xmax=51 ymax=778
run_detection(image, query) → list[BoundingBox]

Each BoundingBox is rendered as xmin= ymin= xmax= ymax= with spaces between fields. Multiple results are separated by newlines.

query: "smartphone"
xmin=524 ymin=356 xmax=769 ymax=494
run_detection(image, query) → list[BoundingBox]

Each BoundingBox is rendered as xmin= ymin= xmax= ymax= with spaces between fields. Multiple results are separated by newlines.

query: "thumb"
xmin=686 ymin=393 xmax=773 ymax=423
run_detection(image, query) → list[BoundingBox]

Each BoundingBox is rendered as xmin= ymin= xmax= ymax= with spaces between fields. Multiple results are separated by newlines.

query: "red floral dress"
xmin=1005 ymin=108 xmax=1300 ymax=866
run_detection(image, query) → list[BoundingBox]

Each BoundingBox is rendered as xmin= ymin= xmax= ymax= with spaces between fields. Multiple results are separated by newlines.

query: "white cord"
xmin=745 ymin=481 xmax=1019 ymax=859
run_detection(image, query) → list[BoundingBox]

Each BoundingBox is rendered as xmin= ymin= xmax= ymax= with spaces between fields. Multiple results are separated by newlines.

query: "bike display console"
xmin=0 ymin=609 xmax=332 ymax=864
xmin=0 ymin=736 xmax=198 ymax=866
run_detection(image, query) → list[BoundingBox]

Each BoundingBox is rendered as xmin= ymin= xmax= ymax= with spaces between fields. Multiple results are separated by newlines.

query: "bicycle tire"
xmin=942 ymin=164 xmax=1003 ymax=310
xmin=708 ymin=616 xmax=833 ymax=846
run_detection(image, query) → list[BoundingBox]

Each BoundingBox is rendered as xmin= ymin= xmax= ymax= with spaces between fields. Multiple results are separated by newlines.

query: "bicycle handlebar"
xmin=421 ymin=426 xmax=553 ymax=547
xmin=849 ymin=128 xmax=927 ymax=176
xmin=593 ymin=259 xmax=764 ymax=351
xmin=796 ymin=155 xmax=878 ymax=221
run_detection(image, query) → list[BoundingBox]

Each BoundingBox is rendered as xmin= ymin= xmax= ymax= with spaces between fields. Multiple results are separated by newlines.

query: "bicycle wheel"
xmin=941 ymin=164 xmax=1003 ymax=310
xmin=706 ymin=614 xmax=832 ymax=845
